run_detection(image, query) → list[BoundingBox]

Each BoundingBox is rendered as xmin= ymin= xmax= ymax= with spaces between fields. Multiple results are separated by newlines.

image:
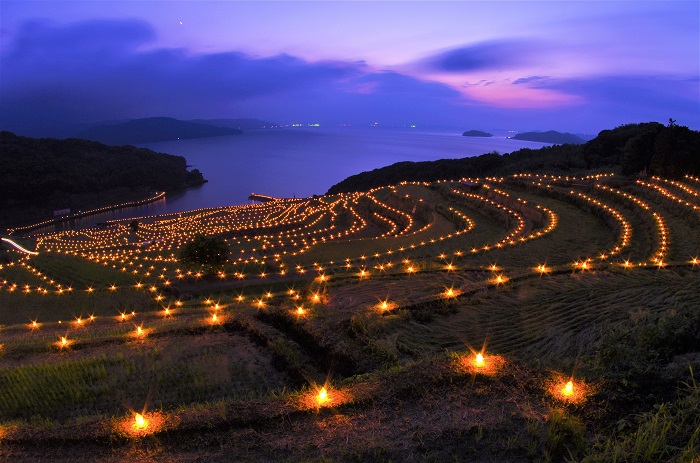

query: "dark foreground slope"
xmin=328 ymin=122 xmax=700 ymax=194
xmin=0 ymin=131 xmax=205 ymax=226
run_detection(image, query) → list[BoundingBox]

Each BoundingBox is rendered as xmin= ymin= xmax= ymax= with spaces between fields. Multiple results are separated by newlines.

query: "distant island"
xmin=511 ymin=130 xmax=585 ymax=144
xmin=462 ymin=130 xmax=493 ymax=137
xmin=0 ymin=131 xmax=206 ymax=228
xmin=75 ymin=117 xmax=243 ymax=145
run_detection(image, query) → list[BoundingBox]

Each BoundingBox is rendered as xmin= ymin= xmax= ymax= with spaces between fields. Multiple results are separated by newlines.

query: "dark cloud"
xmin=512 ymin=75 xmax=551 ymax=85
xmin=420 ymin=40 xmax=540 ymax=72
xmin=534 ymin=74 xmax=698 ymax=117
xmin=512 ymin=74 xmax=700 ymax=130
xmin=7 ymin=19 xmax=156 ymax=59
xmin=1 ymin=19 xmax=697 ymax=136
xmin=0 ymin=19 xmax=469 ymax=136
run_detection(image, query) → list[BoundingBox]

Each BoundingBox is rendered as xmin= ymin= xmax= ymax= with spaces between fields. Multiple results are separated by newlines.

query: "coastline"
xmin=7 ymin=191 xmax=167 ymax=236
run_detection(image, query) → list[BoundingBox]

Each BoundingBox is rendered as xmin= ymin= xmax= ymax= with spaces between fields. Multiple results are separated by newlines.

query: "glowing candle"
xmin=563 ymin=380 xmax=573 ymax=396
xmin=318 ymin=387 xmax=328 ymax=403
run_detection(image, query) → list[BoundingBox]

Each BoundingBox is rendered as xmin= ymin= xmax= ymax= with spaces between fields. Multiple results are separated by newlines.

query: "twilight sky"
xmin=1 ymin=1 xmax=698 ymax=136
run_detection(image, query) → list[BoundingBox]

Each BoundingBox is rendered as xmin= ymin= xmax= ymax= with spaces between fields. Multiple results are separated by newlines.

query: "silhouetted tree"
xmin=179 ymin=234 xmax=228 ymax=269
xmin=621 ymin=124 xmax=664 ymax=175
xmin=650 ymin=124 xmax=700 ymax=177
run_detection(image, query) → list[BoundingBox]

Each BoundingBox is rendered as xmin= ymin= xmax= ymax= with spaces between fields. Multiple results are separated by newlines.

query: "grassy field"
xmin=0 ymin=174 xmax=698 ymax=462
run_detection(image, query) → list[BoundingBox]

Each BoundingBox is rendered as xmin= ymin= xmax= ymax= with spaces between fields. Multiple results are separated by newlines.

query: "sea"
xmin=41 ymin=127 xmax=551 ymax=231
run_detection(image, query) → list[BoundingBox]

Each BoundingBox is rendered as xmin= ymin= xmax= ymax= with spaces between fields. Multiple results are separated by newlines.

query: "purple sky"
xmin=1 ymin=1 xmax=698 ymax=136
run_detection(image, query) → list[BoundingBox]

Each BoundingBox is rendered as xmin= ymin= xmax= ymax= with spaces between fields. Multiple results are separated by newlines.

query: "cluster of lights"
xmin=596 ymin=184 xmax=669 ymax=265
xmin=10 ymin=171 xmax=699 ymax=445
xmin=636 ymin=179 xmax=700 ymax=214
xmin=7 ymin=192 xmax=166 ymax=236
xmin=451 ymin=188 xmax=558 ymax=254
xmin=16 ymin=183 xmax=483 ymax=294
xmin=573 ymin=191 xmax=632 ymax=260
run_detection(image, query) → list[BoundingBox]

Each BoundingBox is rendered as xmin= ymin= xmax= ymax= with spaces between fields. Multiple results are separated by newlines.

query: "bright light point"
xmin=211 ymin=313 xmax=217 ymax=322
xmin=475 ymin=353 xmax=484 ymax=366
xmin=318 ymin=387 xmax=328 ymax=404
xmin=61 ymin=336 xmax=67 ymax=345
xmin=134 ymin=413 xmax=146 ymax=429
xmin=296 ymin=306 xmax=305 ymax=315
xmin=443 ymin=287 xmax=459 ymax=298
xmin=564 ymin=380 xmax=573 ymax=395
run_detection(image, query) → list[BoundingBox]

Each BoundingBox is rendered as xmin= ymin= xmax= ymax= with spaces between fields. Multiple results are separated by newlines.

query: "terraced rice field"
xmin=0 ymin=173 xmax=698 ymax=462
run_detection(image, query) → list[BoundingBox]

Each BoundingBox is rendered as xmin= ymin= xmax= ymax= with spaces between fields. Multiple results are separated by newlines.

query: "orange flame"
xmin=318 ymin=387 xmax=328 ymax=404
xmin=134 ymin=413 xmax=146 ymax=429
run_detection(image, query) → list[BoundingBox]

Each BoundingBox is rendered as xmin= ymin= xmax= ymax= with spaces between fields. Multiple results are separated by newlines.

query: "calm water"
xmin=41 ymin=127 xmax=550 ymax=231
xmin=140 ymin=127 xmax=548 ymax=210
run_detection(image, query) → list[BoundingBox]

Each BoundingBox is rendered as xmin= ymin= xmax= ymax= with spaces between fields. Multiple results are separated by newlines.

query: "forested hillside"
xmin=328 ymin=122 xmax=700 ymax=194
xmin=0 ymin=131 xmax=205 ymax=226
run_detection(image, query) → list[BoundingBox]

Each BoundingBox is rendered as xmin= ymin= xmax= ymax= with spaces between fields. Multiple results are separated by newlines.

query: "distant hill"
xmin=75 ymin=117 xmax=243 ymax=145
xmin=327 ymin=122 xmax=700 ymax=194
xmin=511 ymin=130 xmax=585 ymax=144
xmin=189 ymin=118 xmax=279 ymax=130
xmin=462 ymin=130 xmax=493 ymax=137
